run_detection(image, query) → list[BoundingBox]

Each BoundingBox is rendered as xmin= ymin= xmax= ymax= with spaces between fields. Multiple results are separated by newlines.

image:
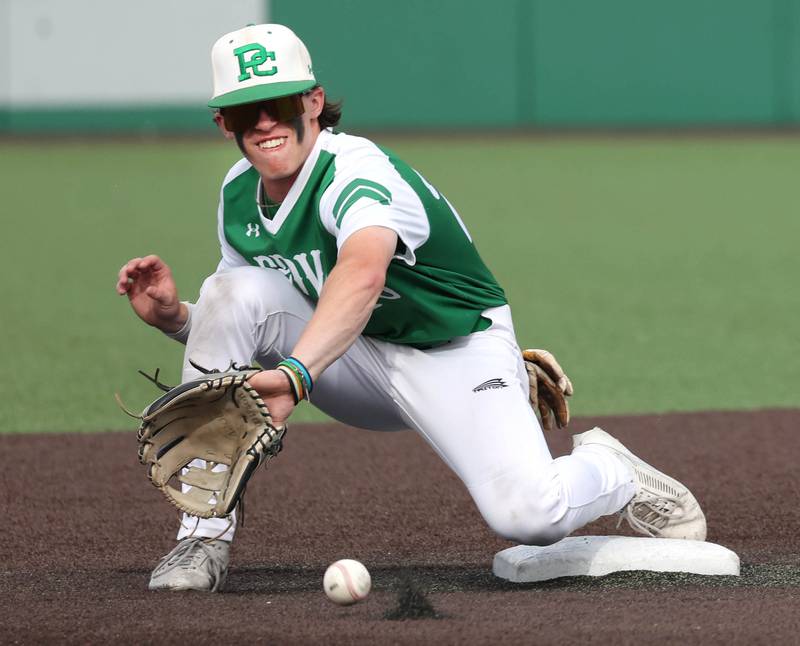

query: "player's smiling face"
xmin=227 ymin=88 xmax=324 ymax=200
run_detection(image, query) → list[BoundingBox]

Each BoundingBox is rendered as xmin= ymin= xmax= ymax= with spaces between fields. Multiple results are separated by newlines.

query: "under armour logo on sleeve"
xmin=246 ymin=223 xmax=261 ymax=237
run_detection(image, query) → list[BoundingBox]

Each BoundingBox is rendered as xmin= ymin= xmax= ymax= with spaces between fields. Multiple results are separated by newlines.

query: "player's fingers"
xmin=528 ymin=349 xmax=564 ymax=380
xmin=538 ymin=400 xmax=554 ymax=431
xmin=121 ymin=258 xmax=146 ymax=280
xmin=523 ymin=348 xmax=572 ymax=395
xmin=139 ymin=254 xmax=167 ymax=273
xmin=119 ymin=256 xmax=170 ymax=293
xmin=558 ymin=405 xmax=570 ymax=428
xmin=539 ymin=390 xmax=569 ymax=429
xmin=531 ymin=363 xmax=570 ymax=428
xmin=145 ymin=284 xmax=173 ymax=305
xmin=117 ymin=258 xmax=143 ymax=293
xmin=119 ymin=258 xmax=141 ymax=278
xmin=525 ymin=362 xmax=539 ymax=410
xmin=540 ymin=387 xmax=569 ymax=427
xmin=116 ymin=273 xmax=129 ymax=294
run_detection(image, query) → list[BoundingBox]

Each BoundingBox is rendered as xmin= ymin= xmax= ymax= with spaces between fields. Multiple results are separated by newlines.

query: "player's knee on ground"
xmin=470 ymin=470 xmax=570 ymax=546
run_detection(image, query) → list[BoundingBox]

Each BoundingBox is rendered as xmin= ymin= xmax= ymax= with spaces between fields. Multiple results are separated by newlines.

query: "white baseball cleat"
xmin=573 ymin=427 xmax=707 ymax=541
xmin=148 ymin=538 xmax=230 ymax=592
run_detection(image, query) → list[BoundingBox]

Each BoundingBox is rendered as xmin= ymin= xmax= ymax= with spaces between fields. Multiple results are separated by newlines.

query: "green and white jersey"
xmin=216 ymin=129 xmax=506 ymax=348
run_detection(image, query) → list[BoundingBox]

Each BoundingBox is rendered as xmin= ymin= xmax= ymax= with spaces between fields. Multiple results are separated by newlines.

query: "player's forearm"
xmin=289 ymin=259 xmax=385 ymax=380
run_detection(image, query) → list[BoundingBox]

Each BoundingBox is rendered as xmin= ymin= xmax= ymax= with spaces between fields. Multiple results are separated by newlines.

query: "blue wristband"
xmin=285 ymin=356 xmax=313 ymax=393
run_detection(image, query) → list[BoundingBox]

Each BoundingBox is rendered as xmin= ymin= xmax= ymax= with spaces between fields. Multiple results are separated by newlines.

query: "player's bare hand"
xmin=247 ymin=370 xmax=297 ymax=426
xmin=116 ymin=255 xmax=185 ymax=332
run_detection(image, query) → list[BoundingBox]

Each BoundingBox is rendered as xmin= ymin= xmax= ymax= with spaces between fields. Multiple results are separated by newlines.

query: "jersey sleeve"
xmin=216 ymin=159 xmax=253 ymax=272
xmin=319 ymin=152 xmax=430 ymax=266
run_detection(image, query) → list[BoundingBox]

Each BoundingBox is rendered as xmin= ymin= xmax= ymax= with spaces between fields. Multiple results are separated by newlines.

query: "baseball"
xmin=323 ymin=559 xmax=371 ymax=605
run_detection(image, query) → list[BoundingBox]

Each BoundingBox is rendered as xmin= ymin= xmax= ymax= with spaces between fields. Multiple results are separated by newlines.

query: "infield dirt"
xmin=2 ymin=409 xmax=799 ymax=645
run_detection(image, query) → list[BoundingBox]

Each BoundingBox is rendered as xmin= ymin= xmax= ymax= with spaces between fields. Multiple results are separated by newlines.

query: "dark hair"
xmin=317 ymin=91 xmax=342 ymax=129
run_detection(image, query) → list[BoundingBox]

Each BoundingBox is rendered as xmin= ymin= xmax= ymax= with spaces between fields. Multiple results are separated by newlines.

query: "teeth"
xmin=258 ymin=137 xmax=286 ymax=149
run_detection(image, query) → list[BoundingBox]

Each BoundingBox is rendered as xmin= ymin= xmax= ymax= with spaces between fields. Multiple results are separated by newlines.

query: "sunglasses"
xmin=221 ymin=93 xmax=306 ymax=132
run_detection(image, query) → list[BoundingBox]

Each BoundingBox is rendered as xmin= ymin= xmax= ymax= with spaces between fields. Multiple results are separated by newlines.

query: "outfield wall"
xmin=2 ymin=0 xmax=799 ymax=133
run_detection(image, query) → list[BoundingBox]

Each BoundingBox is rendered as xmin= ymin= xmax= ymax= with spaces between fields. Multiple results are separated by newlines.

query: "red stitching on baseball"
xmin=335 ymin=561 xmax=365 ymax=601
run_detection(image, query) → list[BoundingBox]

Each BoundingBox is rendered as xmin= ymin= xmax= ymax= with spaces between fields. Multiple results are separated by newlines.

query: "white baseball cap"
xmin=209 ymin=24 xmax=316 ymax=108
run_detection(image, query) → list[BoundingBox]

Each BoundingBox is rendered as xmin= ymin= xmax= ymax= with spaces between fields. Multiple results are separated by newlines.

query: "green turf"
xmin=2 ymin=135 xmax=798 ymax=433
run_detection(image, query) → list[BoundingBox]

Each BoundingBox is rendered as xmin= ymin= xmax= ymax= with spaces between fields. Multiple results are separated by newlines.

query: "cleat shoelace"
xmin=618 ymin=494 xmax=681 ymax=537
xmin=152 ymin=538 xmax=227 ymax=591
xmin=619 ymin=465 xmax=686 ymax=537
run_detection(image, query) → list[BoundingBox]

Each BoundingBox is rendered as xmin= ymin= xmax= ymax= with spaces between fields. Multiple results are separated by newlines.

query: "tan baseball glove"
xmin=522 ymin=348 xmax=574 ymax=430
xmin=128 ymin=366 xmax=286 ymax=519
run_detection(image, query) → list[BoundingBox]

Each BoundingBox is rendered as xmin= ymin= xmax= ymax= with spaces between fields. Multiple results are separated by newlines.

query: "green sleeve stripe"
xmin=333 ymin=178 xmax=392 ymax=227
xmin=335 ymin=188 xmax=392 ymax=226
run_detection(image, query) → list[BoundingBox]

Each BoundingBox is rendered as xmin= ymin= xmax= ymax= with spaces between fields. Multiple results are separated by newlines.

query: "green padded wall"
xmin=2 ymin=0 xmax=799 ymax=131
xmin=273 ymin=0 xmax=800 ymax=128
xmin=530 ymin=0 xmax=776 ymax=125
xmin=272 ymin=0 xmax=525 ymax=128
xmin=781 ymin=0 xmax=800 ymax=122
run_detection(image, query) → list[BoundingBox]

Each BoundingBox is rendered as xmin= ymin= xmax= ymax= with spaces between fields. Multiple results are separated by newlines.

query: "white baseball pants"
xmin=176 ymin=266 xmax=635 ymax=544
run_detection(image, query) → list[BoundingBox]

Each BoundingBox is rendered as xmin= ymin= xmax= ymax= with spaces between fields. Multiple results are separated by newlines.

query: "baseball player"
xmin=116 ymin=24 xmax=706 ymax=592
